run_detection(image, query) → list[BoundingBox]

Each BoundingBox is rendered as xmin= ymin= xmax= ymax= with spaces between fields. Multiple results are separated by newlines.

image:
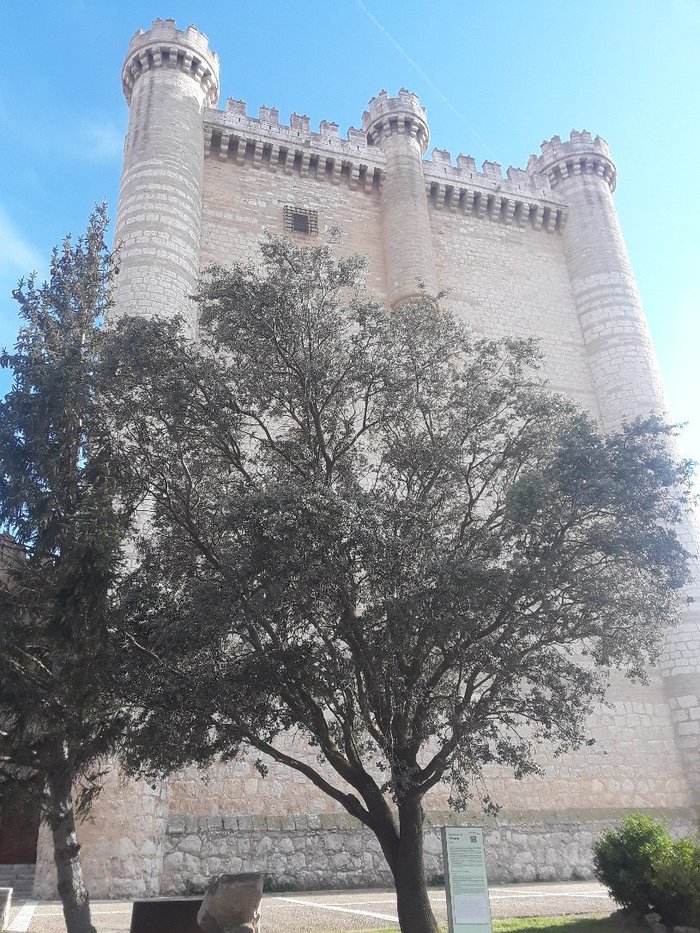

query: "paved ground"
xmin=6 ymin=881 xmax=614 ymax=932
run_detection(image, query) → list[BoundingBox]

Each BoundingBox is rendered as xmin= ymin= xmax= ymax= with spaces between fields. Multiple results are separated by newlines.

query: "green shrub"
xmin=649 ymin=838 xmax=700 ymax=928
xmin=593 ymin=814 xmax=671 ymax=914
xmin=593 ymin=814 xmax=700 ymax=928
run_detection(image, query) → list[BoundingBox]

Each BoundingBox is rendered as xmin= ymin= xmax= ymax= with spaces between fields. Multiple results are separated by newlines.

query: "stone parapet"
xmin=424 ymin=149 xmax=566 ymax=232
xmin=208 ymin=100 xmax=378 ymax=159
xmin=203 ymin=98 xmax=569 ymax=231
xmin=203 ymin=108 xmax=384 ymax=194
xmin=122 ymin=18 xmax=219 ymax=107
xmin=427 ymin=147 xmax=553 ymax=197
xmin=363 ymin=88 xmax=430 ymax=153
xmin=528 ymin=130 xmax=617 ymax=192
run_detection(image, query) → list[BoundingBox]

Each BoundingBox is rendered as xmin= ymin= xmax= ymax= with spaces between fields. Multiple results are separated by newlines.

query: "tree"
xmin=0 ymin=207 xmax=133 ymax=933
xmin=106 ymin=237 xmax=691 ymax=933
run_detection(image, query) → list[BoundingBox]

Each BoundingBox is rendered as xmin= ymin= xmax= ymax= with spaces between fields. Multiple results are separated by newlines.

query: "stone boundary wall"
xmin=161 ymin=808 xmax=699 ymax=895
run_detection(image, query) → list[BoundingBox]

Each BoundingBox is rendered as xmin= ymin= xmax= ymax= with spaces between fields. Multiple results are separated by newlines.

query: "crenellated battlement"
xmin=425 ymin=146 xmax=553 ymax=197
xmin=203 ymin=99 xmax=384 ymax=194
xmin=202 ymin=94 xmax=563 ymax=230
xmin=366 ymin=87 xmax=426 ymax=116
xmin=122 ymin=18 xmax=220 ymax=107
xmin=208 ymin=98 xmax=373 ymax=154
xmin=527 ymin=129 xmax=616 ymax=191
xmin=423 ymin=147 xmax=564 ymax=231
xmin=362 ymin=88 xmax=430 ymax=152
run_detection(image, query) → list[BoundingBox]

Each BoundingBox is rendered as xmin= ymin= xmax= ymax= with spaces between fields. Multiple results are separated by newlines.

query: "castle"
xmin=32 ymin=18 xmax=700 ymax=897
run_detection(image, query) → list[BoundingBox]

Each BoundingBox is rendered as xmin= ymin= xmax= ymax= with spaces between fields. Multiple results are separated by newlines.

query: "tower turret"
xmin=115 ymin=19 xmax=220 ymax=332
xmin=528 ymin=131 xmax=667 ymax=429
xmin=363 ymin=90 xmax=436 ymax=306
xmin=530 ymin=131 xmax=700 ymax=802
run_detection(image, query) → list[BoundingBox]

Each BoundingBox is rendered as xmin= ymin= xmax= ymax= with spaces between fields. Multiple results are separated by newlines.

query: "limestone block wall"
xmin=428 ymin=208 xmax=599 ymax=413
xmin=528 ymin=133 xmax=665 ymax=429
xmin=526 ymin=132 xmax=700 ymax=803
xmin=33 ymin=771 xmax=171 ymax=899
xmin=199 ymin=154 xmax=386 ymax=296
xmin=160 ymin=810 xmax=699 ymax=894
xmin=164 ymin=666 xmax=693 ymax=822
xmin=39 ymin=664 xmax=692 ymax=898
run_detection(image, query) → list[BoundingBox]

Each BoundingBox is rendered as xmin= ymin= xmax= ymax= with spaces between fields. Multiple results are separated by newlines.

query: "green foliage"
xmin=313 ymin=919 xmax=647 ymax=933
xmin=109 ymin=236 xmax=690 ymax=805
xmin=0 ymin=204 xmax=133 ymax=812
xmin=105 ymin=235 xmax=692 ymax=933
xmin=593 ymin=814 xmax=671 ymax=914
xmin=593 ymin=814 xmax=700 ymax=927
xmin=649 ymin=837 xmax=700 ymax=928
xmin=491 ymin=921 xmax=646 ymax=933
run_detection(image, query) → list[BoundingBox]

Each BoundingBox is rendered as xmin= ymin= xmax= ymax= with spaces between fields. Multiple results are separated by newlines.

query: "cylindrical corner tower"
xmin=531 ymin=131 xmax=700 ymax=802
xmin=114 ymin=19 xmax=220 ymax=333
xmin=530 ymin=131 xmax=667 ymax=429
xmin=363 ymin=89 xmax=436 ymax=307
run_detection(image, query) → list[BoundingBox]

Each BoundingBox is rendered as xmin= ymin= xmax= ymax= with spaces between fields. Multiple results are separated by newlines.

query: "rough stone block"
xmin=197 ymin=873 xmax=263 ymax=933
xmin=168 ymin=816 xmax=186 ymax=834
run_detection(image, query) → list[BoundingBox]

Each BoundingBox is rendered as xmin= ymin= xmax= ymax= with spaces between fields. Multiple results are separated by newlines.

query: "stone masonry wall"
xmin=429 ymin=208 xmax=600 ymax=415
xmin=28 ymin=668 xmax=694 ymax=899
xmin=167 ymin=671 xmax=694 ymax=819
xmin=35 ymin=629 xmax=690 ymax=898
xmin=199 ymin=156 xmax=387 ymax=296
xmin=160 ymin=809 xmax=699 ymax=894
xmin=55 ymin=18 xmax=699 ymax=902
xmin=33 ymin=771 xmax=171 ymax=900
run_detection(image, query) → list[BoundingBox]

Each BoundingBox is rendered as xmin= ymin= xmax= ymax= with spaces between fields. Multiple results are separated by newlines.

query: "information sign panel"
xmin=441 ymin=826 xmax=493 ymax=933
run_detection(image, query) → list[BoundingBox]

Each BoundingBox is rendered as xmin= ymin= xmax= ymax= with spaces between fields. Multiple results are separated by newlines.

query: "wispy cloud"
xmin=354 ymin=0 xmax=497 ymax=157
xmin=0 ymin=206 xmax=42 ymax=278
xmin=75 ymin=119 xmax=124 ymax=163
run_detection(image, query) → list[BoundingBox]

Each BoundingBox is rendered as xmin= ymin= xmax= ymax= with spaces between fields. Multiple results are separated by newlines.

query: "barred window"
xmin=283 ymin=205 xmax=318 ymax=236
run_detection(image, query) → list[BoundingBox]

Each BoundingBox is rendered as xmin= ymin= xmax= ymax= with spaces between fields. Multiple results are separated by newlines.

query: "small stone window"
xmin=283 ymin=205 xmax=318 ymax=236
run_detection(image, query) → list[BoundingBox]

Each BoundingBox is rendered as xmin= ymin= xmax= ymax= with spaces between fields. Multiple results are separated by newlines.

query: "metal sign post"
xmin=441 ymin=826 xmax=493 ymax=933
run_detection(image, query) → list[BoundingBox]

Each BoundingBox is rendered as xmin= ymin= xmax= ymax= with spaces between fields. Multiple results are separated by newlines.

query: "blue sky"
xmin=1 ymin=0 xmax=698 ymax=468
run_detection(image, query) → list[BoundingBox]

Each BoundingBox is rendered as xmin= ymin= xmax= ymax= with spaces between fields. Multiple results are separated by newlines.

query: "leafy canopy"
xmin=107 ymin=236 xmax=691 ymax=824
xmin=0 ymin=205 xmax=132 ymax=812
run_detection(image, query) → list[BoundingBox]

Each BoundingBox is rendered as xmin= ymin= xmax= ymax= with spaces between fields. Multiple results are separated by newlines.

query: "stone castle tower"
xmin=33 ymin=18 xmax=700 ymax=897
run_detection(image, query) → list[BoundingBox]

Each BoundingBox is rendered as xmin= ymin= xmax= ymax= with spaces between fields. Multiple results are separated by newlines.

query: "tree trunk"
xmin=393 ymin=796 xmax=439 ymax=933
xmin=46 ymin=760 xmax=96 ymax=933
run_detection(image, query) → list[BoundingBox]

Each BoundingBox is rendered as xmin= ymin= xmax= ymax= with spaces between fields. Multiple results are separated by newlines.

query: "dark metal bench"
xmin=129 ymin=896 xmax=203 ymax=933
